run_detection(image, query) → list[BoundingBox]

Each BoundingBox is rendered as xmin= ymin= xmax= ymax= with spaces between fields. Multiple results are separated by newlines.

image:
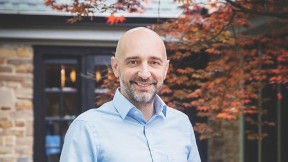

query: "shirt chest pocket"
xmin=162 ymin=137 xmax=190 ymax=162
xmin=152 ymin=140 xmax=189 ymax=162
xmin=168 ymin=152 xmax=188 ymax=162
xmin=151 ymin=150 xmax=187 ymax=162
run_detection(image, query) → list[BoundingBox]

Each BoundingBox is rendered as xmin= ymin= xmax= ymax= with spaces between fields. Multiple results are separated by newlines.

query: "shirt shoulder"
xmin=74 ymin=101 xmax=119 ymax=123
xmin=166 ymin=106 xmax=190 ymax=120
xmin=165 ymin=106 xmax=194 ymax=133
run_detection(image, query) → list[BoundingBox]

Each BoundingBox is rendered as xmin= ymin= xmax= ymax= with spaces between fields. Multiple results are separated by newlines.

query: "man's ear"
xmin=164 ymin=60 xmax=170 ymax=78
xmin=111 ymin=56 xmax=119 ymax=78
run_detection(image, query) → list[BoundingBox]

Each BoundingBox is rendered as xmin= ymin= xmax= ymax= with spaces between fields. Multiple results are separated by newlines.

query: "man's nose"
xmin=138 ymin=64 xmax=151 ymax=79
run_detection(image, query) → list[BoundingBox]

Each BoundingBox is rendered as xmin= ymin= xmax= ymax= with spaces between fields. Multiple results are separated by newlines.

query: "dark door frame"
xmin=33 ymin=46 xmax=114 ymax=162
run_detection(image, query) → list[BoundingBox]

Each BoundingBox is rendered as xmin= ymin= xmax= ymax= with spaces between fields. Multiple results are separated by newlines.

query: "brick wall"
xmin=0 ymin=45 xmax=33 ymax=162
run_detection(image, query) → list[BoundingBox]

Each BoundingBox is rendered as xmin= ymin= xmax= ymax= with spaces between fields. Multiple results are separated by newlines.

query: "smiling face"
xmin=111 ymin=27 xmax=169 ymax=104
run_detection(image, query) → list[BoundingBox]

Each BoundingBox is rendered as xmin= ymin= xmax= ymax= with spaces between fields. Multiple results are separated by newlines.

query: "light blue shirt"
xmin=60 ymin=89 xmax=201 ymax=162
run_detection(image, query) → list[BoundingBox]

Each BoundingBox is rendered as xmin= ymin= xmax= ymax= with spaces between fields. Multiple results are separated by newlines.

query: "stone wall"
xmin=208 ymin=120 xmax=240 ymax=162
xmin=0 ymin=45 xmax=33 ymax=162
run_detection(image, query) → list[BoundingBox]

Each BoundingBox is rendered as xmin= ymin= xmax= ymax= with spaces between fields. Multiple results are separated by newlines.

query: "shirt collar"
xmin=112 ymin=88 xmax=167 ymax=119
xmin=154 ymin=94 xmax=167 ymax=118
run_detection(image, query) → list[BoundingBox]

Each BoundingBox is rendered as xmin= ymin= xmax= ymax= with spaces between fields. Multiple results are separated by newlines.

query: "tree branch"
xmin=208 ymin=10 xmax=236 ymax=42
xmin=226 ymin=0 xmax=288 ymax=19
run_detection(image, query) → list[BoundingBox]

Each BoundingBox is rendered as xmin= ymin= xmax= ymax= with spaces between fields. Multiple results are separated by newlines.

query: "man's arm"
xmin=186 ymin=116 xmax=201 ymax=162
xmin=60 ymin=120 xmax=98 ymax=162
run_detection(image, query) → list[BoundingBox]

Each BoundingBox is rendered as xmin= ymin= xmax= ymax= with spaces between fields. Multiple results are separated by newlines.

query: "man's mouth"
xmin=130 ymin=80 xmax=156 ymax=88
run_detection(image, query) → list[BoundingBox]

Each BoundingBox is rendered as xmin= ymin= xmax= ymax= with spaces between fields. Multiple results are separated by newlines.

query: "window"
xmin=44 ymin=60 xmax=79 ymax=161
xmin=34 ymin=46 xmax=114 ymax=162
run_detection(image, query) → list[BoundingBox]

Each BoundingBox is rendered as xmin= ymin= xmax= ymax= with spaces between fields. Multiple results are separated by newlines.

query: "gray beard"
xmin=120 ymin=80 xmax=158 ymax=104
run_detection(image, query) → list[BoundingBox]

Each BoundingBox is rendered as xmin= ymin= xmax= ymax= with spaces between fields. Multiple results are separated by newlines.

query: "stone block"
xmin=0 ymin=111 xmax=11 ymax=120
xmin=0 ymin=74 xmax=24 ymax=82
xmin=11 ymin=111 xmax=33 ymax=120
xmin=7 ymin=59 xmax=32 ymax=65
xmin=15 ymin=146 xmax=32 ymax=154
xmin=0 ymin=88 xmax=16 ymax=107
xmin=0 ymin=58 xmax=5 ymax=64
xmin=0 ymin=66 xmax=13 ymax=73
xmin=17 ymin=157 xmax=31 ymax=162
xmin=22 ymin=82 xmax=33 ymax=88
xmin=16 ymin=47 xmax=32 ymax=58
xmin=15 ymin=100 xmax=32 ymax=111
xmin=4 ymin=136 xmax=15 ymax=147
xmin=15 ymin=64 xmax=33 ymax=73
xmin=16 ymin=137 xmax=33 ymax=146
xmin=0 ymin=157 xmax=17 ymax=162
xmin=22 ymin=75 xmax=33 ymax=87
xmin=0 ymin=46 xmax=16 ymax=58
xmin=0 ymin=121 xmax=12 ymax=129
xmin=6 ymin=82 xmax=21 ymax=89
xmin=15 ymin=121 xmax=25 ymax=127
xmin=15 ymin=89 xmax=33 ymax=100
xmin=0 ymin=146 xmax=13 ymax=154
xmin=1 ymin=106 xmax=11 ymax=111
xmin=25 ymin=121 xmax=33 ymax=136
xmin=22 ymin=74 xmax=33 ymax=81
xmin=0 ymin=137 xmax=3 ymax=146
xmin=7 ymin=129 xmax=25 ymax=137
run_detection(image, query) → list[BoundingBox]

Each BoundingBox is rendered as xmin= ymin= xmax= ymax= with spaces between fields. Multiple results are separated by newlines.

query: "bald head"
xmin=115 ymin=27 xmax=167 ymax=61
xmin=111 ymin=27 xmax=170 ymax=105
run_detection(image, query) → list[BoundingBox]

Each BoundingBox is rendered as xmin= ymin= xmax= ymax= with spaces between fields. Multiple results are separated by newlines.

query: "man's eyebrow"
xmin=124 ymin=56 xmax=165 ymax=62
xmin=150 ymin=56 xmax=163 ymax=62
xmin=124 ymin=56 xmax=140 ymax=61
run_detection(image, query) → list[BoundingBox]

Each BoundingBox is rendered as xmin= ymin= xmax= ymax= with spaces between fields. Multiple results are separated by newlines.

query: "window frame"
xmin=33 ymin=46 xmax=114 ymax=162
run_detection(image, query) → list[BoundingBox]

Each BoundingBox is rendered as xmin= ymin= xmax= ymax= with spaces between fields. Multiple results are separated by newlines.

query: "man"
xmin=60 ymin=27 xmax=201 ymax=162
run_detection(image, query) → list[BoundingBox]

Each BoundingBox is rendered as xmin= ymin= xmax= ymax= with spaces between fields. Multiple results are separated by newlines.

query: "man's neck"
xmin=119 ymin=89 xmax=156 ymax=122
xmin=133 ymin=101 xmax=155 ymax=122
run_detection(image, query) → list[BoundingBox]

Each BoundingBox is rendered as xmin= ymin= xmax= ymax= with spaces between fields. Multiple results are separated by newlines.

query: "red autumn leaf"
xmin=106 ymin=14 xmax=117 ymax=25
xmin=197 ymin=106 xmax=209 ymax=111
xmin=246 ymin=110 xmax=256 ymax=114
xmin=106 ymin=14 xmax=126 ymax=25
xmin=118 ymin=16 xmax=126 ymax=23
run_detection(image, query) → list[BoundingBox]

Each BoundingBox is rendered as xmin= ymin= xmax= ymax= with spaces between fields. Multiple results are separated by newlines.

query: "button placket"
xmin=143 ymin=124 xmax=154 ymax=162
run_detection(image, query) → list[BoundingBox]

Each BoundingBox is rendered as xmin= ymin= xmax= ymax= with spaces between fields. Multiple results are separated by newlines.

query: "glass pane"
xmin=45 ymin=93 xmax=60 ymax=117
xmin=45 ymin=64 xmax=77 ymax=89
xmin=94 ymin=65 xmax=108 ymax=89
xmin=45 ymin=65 xmax=60 ymax=88
xmin=45 ymin=121 xmax=61 ymax=162
xmin=94 ymin=65 xmax=110 ymax=107
xmin=63 ymin=65 xmax=77 ymax=89
xmin=46 ymin=121 xmax=60 ymax=136
xmin=63 ymin=93 xmax=78 ymax=116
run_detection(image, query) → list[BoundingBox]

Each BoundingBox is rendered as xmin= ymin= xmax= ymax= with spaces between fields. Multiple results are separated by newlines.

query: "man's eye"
xmin=150 ymin=61 xmax=161 ymax=65
xmin=128 ymin=60 xmax=137 ymax=65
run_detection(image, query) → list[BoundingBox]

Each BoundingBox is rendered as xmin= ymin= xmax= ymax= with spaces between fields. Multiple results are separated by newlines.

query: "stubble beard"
xmin=120 ymin=78 xmax=161 ymax=104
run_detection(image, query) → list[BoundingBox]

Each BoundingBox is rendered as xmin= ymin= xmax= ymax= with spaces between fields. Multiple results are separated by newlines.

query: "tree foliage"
xmin=46 ymin=0 xmax=288 ymax=140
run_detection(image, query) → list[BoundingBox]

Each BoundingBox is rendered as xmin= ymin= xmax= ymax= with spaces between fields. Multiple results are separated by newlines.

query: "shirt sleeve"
xmin=60 ymin=120 xmax=98 ymax=162
xmin=186 ymin=116 xmax=201 ymax=162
